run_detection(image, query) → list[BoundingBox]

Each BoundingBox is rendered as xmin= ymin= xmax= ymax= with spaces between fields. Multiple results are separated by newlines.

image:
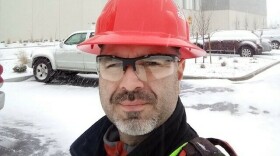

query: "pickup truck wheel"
xmin=33 ymin=58 xmax=55 ymax=83
xmin=239 ymin=46 xmax=254 ymax=57
xmin=271 ymin=41 xmax=279 ymax=49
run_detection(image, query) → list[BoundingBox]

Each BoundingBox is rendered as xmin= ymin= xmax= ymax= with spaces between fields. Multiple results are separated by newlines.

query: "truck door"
xmin=55 ymin=33 xmax=87 ymax=70
xmin=83 ymin=32 xmax=98 ymax=72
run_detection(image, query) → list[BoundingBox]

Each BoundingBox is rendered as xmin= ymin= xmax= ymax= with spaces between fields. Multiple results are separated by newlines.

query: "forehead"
xmin=101 ymin=44 xmax=178 ymax=58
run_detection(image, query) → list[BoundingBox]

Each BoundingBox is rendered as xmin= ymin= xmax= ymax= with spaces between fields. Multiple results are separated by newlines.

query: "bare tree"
xmin=253 ymin=18 xmax=258 ymax=30
xmin=235 ymin=16 xmax=240 ymax=30
xmin=262 ymin=18 xmax=266 ymax=29
xmin=208 ymin=33 xmax=212 ymax=64
xmin=193 ymin=10 xmax=212 ymax=40
xmin=193 ymin=9 xmax=212 ymax=63
xmin=244 ymin=16 xmax=249 ymax=30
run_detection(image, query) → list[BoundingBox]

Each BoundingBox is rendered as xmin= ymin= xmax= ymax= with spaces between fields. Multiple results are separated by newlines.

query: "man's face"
xmin=98 ymin=45 xmax=185 ymax=136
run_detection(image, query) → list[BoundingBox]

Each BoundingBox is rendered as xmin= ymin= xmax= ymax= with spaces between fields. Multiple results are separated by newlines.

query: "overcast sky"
xmin=267 ymin=0 xmax=280 ymax=27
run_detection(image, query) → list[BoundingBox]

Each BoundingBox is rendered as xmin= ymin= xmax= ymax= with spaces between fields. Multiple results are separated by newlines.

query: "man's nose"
xmin=119 ymin=66 xmax=144 ymax=91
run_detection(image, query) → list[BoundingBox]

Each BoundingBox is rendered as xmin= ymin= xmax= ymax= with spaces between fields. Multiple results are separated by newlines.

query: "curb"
xmin=4 ymin=75 xmax=33 ymax=82
xmin=183 ymin=60 xmax=280 ymax=81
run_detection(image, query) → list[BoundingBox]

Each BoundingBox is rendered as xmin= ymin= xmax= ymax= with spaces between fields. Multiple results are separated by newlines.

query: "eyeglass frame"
xmin=96 ymin=54 xmax=181 ymax=81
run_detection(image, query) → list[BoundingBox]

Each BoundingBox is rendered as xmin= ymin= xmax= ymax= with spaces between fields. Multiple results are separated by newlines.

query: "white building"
xmin=181 ymin=0 xmax=267 ymax=36
xmin=0 ymin=0 xmax=267 ymax=42
xmin=0 ymin=0 xmax=106 ymax=42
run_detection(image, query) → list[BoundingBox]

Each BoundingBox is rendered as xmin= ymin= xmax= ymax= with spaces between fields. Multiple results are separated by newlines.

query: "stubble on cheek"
xmin=98 ymin=80 xmax=115 ymax=119
xmin=98 ymin=73 xmax=179 ymax=132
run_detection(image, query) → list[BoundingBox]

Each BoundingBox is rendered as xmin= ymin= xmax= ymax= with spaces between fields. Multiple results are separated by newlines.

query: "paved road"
xmin=0 ymin=77 xmax=100 ymax=156
xmin=179 ymin=63 xmax=280 ymax=156
xmin=181 ymin=63 xmax=280 ymax=116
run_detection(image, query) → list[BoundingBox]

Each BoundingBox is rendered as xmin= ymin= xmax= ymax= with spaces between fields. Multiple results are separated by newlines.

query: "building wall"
xmin=229 ymin=0 xmax=267 ymax=16
xmin=201 ymin=0 xmax=229 ymax=10
xmin=0 ymin=0 xmax=267 ymax=42
xmin=186 ymin=10 xmax=230 ymax=36
xmin=201 ymin=0 xmax=267 ymax=16
xmin=186 ymin=0 xmax=267 ymax=35
xmin=228 ymin=10 xmax=267 ymax=30
xmin=186 ymin=10 xmax=267 ymax=36
xmin=0 ymin=0 xmax=106 ymax=42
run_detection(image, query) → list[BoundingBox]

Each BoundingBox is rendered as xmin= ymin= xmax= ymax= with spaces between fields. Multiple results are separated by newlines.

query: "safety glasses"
xmin=96 ymin=54 xmax=180 ymax=81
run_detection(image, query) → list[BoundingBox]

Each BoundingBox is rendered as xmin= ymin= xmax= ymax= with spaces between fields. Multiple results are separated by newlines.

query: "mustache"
xmin=111 ymin=90 xmax=157 ymax=104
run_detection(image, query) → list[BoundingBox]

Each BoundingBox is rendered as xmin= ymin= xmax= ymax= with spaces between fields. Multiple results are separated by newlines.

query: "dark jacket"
xmin=70 ymin=98 xmax=200 ymax=156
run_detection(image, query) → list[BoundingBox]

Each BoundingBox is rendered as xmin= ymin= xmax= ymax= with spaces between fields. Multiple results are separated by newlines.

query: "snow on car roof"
xmin=255 ymin=29 xmax=280 ymax=37
xmin=210 ymin=30 xmax=259 ymax=40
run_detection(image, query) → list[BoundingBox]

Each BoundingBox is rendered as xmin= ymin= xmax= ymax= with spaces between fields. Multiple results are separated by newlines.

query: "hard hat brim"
xmin=77 ymin=32 xmax=206 ymax=59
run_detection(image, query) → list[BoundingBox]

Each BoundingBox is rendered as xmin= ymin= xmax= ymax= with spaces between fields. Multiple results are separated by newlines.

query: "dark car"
xmin=0 ymin=64 xmax=4 ymax=110
xmin=193 ymin=30 xmax=263 ymax=57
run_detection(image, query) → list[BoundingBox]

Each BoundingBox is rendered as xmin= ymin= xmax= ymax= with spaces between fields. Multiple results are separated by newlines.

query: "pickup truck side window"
xmin=89 ymin=32 xmax=95 ymax=38
xmin=64 ymin=33 xmax=87 ymax=45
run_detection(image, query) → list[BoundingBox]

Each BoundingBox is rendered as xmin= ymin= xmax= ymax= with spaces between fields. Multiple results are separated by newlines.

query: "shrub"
xmin=200 ymin=64 xmax=206 ymax=68
xmin=233 ymin=59 xmax=238 ymax=63
xmin=221 ymin=61 xmax=227 ymax=67
xmin=13 ymin=64 xmax=27 ymax=73
xmin=6 ymin=39 xmax=11 ymax=44
xmin=16 ymin=50 xmax=29 ymax=65
xmin=219 ymin=56 xmax=223 ymax=60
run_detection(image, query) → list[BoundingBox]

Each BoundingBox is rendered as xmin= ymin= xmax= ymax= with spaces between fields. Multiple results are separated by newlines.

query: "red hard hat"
xmin=78 ymin=0 xmax=206 ymax=59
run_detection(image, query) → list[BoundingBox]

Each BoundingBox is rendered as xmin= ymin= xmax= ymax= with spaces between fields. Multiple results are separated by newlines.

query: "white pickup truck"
xmin=28 ymin=30 xmax=97 ymax=83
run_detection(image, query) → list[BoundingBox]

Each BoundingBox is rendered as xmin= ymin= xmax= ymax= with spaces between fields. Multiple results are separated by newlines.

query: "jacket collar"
xmin=70 ymin=97 xmax=198 ymax=156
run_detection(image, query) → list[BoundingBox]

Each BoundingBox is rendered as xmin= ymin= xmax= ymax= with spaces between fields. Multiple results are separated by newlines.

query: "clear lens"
xmin=97 ymin=55 xmax=178 ymax=81
xmin=97 ymin=57 xmax=123 ymax=81
xmin=136 ymin=56 xmax=177 ymax=80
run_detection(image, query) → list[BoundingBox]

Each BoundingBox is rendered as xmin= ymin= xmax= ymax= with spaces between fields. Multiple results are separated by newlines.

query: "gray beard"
xmin=114 ymin=112 xmax=159 ymax=136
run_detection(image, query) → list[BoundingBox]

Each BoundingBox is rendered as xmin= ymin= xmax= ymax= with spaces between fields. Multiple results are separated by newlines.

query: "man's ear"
xmin=177 ymin=59 xmax=185 ymax=80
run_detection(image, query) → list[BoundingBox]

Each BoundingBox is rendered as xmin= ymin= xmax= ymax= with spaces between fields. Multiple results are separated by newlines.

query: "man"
xmin=70 ymin=0 xmax=236 ymax=155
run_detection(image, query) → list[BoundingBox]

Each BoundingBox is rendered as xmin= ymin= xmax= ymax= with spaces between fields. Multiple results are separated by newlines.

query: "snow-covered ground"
xmin=0 ymin=41 xmax=59 ymax=49
xmin=1 ymin=45 xmax=280 ymax=156
xmin=184 ymin=53 xmax=279 ymax=78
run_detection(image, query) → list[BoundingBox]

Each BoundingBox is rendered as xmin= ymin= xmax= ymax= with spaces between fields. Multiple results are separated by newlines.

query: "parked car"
xmin=254 ymin=29 xmax=280 ymax=49
xmin=28 ymin=30 xmax=98 ymax=83
xmin=0 ymin=64 xmax=4 ymax=110
xmin=260 ymin=38 xmax=272 ymax=52
xmin=193 ymin=30 xmax=263 ymax=57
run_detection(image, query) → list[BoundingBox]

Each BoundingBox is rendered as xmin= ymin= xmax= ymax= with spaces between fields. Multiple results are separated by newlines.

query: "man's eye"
xmin=143 ymin=61 xmax=161 ymax=66
xmin=105 ymin=63 xmax=121 ymax=69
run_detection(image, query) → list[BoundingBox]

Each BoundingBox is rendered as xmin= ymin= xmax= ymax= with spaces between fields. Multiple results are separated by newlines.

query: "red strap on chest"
xmin=179 ymin=149 xmax=187 ymax=156
xmin=104 ymin=141 xmax=128 ymax=156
